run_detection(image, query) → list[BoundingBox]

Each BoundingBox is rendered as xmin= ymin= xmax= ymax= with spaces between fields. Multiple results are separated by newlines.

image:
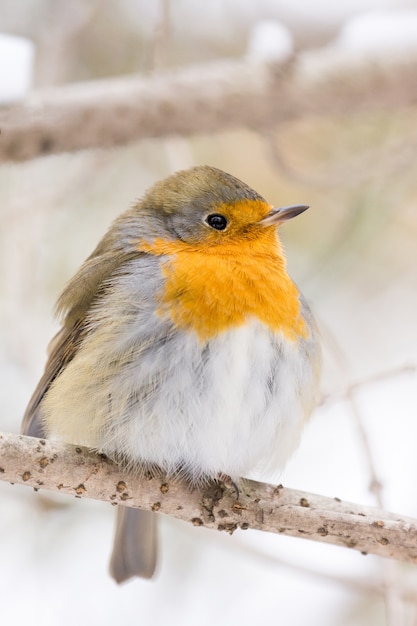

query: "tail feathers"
xmin=109 ymin=507 xmax=158 ymax=583
xmin=21 ymin=409 xmax=46 ymax=439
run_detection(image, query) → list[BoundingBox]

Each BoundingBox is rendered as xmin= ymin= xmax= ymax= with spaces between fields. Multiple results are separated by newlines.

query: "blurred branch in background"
xmin=2 ymin=431 xmax=417 ymax=566
xmin=1 ymin=51 xmax=417 ymax=163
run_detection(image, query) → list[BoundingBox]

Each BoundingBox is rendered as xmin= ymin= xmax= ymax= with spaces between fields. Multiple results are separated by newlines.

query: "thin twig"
xmin=319 ymin=364 xmax=416 ymax=408
xmin=148 ymin=0 xmax=172 ymax=72
xmin=232 ymin=539 xmax=417 ymax=602
xmin=264 ymin=128 xmax=417 ymax=190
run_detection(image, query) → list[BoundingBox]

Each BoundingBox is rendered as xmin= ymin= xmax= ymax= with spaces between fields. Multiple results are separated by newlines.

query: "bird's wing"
xmin=21 ymin=319 xmax=89 ymax=437
xmin=21 ymin=237 xmax=141 ymax=438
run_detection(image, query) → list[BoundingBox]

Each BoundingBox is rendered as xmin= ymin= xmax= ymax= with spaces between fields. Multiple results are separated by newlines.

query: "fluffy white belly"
xmin=102 ymin=320 xmax=316 ymax=481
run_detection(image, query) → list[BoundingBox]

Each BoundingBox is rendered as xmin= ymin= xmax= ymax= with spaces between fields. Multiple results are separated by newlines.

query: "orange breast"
xmin=138 ymin=228 xmax=308 ymax=343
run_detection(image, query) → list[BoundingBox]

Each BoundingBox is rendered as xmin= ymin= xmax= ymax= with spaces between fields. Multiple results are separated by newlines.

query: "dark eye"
xmin=206 ymin=213 xmax=228 ymax=231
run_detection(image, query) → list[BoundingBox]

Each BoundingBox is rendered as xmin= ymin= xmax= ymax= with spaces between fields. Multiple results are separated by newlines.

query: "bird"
xmin=21 ymin=165 xmax=321 ymax=583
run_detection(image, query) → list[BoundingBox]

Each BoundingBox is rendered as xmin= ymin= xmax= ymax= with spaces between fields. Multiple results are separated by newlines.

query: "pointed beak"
xmin=260 ymin=204 xmax=309 ymax=227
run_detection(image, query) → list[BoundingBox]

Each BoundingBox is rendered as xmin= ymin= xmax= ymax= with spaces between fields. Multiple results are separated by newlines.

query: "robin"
xmin=21 ymin=165 xmax=321 ymax=583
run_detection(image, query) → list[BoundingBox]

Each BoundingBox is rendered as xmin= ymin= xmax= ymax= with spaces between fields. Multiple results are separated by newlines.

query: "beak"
xmin=260 ymin=204 xmax=309 ymax=227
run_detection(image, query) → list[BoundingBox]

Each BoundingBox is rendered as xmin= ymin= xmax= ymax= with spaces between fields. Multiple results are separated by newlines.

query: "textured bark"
xmin=1 ymin=431 xmax=416 ymax=563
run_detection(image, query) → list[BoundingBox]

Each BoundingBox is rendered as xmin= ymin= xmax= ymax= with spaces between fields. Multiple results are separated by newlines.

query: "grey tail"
xmin=109 ymin=507 xmax=158 ymax=583
xmin=21 ymin=410 xmax=46 ymax=438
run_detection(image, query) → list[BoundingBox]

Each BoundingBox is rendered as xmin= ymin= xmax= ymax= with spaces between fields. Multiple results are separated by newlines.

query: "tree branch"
xmin=1 ymin=431 xmax=417 ymax=563
xmin=1 ymin=52 xmax=417 ymax=162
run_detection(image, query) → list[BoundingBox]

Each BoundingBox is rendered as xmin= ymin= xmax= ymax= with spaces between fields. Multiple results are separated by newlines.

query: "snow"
xmin=246 ymin=20 xmax=294 ymax=63
xmin=333 ymin=10 xmax=417 ymax=58
xmin=0 ymin=33 xmax=34 ymax=104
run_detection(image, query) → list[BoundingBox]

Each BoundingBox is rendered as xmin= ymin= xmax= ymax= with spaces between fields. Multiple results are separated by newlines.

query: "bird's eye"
xmin=206 ymin=213 xmax=228 ymax=231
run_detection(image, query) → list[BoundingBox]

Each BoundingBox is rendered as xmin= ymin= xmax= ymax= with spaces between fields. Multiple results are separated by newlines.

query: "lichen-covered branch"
xmin=1 ymin=431 xmax=416 ymax=563
xmin=1 ymin=53 xmax=417 ymax=162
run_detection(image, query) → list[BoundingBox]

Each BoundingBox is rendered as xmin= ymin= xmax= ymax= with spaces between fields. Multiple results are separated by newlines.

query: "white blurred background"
xmin=1 ymin=1 xmax=417 ymax=625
